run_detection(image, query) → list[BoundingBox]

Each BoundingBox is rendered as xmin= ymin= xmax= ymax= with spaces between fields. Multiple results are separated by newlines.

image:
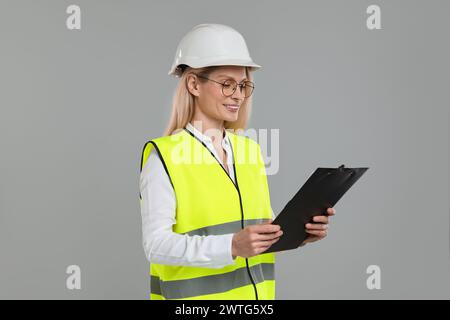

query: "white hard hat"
xmin=168 ymin=23 xmax=261 ymax=77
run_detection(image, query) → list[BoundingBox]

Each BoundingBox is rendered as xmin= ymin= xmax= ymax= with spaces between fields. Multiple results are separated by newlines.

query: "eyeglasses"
xmin=194 ymin=74 xmax=255 ymax=98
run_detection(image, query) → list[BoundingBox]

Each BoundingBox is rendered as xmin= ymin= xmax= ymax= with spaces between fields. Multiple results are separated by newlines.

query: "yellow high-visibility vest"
xmin=139 ymin=128 xmax=275 ymax=300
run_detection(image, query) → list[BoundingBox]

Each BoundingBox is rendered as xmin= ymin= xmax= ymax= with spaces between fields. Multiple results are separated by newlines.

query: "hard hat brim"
xmin=168 ymin=59 xmax=262 ymax=76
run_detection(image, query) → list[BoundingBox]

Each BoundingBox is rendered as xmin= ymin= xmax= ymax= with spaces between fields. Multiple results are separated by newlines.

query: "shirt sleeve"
xmin=139 ymin=149 xmax=236 ymax=268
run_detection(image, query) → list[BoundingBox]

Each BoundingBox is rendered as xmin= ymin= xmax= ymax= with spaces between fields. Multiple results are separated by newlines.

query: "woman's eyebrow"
xmin=216 ymin=74 xmax=248 ymax=81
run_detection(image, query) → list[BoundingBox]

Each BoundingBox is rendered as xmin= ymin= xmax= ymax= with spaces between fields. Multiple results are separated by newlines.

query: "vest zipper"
xmin=183 ymin=128 xmax=260 ymax=300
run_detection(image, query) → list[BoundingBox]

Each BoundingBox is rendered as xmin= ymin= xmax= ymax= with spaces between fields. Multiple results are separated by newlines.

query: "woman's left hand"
xmin=300 ymin=207 xmax=336 ymax=246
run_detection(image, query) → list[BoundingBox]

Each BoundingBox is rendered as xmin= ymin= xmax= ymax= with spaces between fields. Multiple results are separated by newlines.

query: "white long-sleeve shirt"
xmin=139 ymin=122 xmax=275 ymax=268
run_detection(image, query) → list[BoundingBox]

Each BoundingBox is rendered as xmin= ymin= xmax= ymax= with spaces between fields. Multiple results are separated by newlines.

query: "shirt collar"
xmin=185 ymin=122 xmax=230 ymax=146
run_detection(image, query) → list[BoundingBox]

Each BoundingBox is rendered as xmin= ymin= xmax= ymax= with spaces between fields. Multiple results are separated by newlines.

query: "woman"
xmin=139 ymin=23 xmax=336 ymax=300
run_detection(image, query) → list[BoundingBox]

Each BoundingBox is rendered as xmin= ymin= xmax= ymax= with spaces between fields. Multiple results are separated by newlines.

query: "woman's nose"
xmin=231 ymin=85 xmax=245 ymax=100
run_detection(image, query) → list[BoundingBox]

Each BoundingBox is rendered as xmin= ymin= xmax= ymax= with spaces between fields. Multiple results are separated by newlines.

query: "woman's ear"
xmin=186 ymin=74 xmax=200 ymax=97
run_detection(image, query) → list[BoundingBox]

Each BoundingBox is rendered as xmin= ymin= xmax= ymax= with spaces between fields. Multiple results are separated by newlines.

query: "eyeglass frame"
xmin=193 ymin=73 xmax=255 ymax=98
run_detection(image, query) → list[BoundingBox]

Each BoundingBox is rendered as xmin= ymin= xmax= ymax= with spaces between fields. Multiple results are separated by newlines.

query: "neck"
xmin=190 ymin=110 xmax=225 ymax=143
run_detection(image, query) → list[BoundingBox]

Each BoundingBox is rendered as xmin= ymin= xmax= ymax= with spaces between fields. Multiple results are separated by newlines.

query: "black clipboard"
xmin=265 ymin=164 xmax=368 ymax=253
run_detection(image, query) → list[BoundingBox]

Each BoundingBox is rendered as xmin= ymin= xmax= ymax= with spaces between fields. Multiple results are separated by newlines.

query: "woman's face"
xmin=189 ymin=66 xmax=248 ymax=123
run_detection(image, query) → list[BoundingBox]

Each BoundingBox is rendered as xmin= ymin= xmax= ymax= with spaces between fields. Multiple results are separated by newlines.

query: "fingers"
xmin=305 ymin=229 xmax=328 ymax=237
xmin=303 ymin=210 xmax=334 ymax=245
xmin=313 ymin=215 xmax=329 ymax=224
xmin=257 ymin=246 xmax=272 ymax=254
xmin=255 ymin=237 xmax=281 ymax=248
xmin=305 ymin=223 xmax=328 ymax=230
xmin=312 ymin=207 xmax=336 ymax=223
xmin=254 ymin=230 xmax=283 ymax=241
xmin=327 ymin=207 xmax=336 ymax=216
xmin=250 ymin=223 xmax=281 ymax=234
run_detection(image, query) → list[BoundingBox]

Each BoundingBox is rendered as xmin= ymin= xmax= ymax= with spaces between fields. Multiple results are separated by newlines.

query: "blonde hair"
xmin=163 ymin=65 xmax=254 ymax=136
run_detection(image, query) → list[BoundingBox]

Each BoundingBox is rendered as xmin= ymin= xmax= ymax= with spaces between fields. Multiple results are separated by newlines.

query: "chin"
xmin=224 ymin=114 xmax=239 ymax=122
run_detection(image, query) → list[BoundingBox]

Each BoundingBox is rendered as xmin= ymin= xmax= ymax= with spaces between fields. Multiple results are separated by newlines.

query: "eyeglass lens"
xmin=222 ymin=79 xmax=254 ymax=98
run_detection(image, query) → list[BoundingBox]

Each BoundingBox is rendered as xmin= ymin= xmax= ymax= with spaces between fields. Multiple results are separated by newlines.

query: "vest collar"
xmin=182 ymin=126 xmax=238 ymax=189
xmin=185 ymin=122 xmax=230 ymax=147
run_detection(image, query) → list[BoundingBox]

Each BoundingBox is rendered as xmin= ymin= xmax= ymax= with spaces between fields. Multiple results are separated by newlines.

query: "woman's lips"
xmin=223 ymin=104 xmax=239 ymax=112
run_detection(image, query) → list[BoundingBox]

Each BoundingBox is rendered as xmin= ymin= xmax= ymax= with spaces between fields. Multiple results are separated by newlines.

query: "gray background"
xmin=0 ymin=0 xmax=449 ymax=299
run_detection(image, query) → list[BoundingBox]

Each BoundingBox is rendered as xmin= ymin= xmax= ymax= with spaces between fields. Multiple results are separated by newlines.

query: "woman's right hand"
xmin=231 ymin=219 xmax=283 ymax=258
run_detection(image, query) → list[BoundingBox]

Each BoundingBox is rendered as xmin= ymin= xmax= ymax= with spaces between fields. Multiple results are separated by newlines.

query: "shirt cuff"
xmin=193 ymin=233 xmax=237 ymax=268
xmin=221 ymin=233 xmax=237 ymax=265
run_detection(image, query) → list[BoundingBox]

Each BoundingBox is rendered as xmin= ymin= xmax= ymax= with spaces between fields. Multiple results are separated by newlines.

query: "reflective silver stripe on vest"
xmin=151 ymin=276 xmax=162 ymax=296
xmin=151 ymin=263 xmax=274 ymax=299
xmin=183 ymin=218 xmax=271 ymax=236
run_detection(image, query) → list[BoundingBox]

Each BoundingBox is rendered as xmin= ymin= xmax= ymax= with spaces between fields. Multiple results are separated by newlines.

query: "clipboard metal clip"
xmin=338 ymin=164 xmax=345 ymax=171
